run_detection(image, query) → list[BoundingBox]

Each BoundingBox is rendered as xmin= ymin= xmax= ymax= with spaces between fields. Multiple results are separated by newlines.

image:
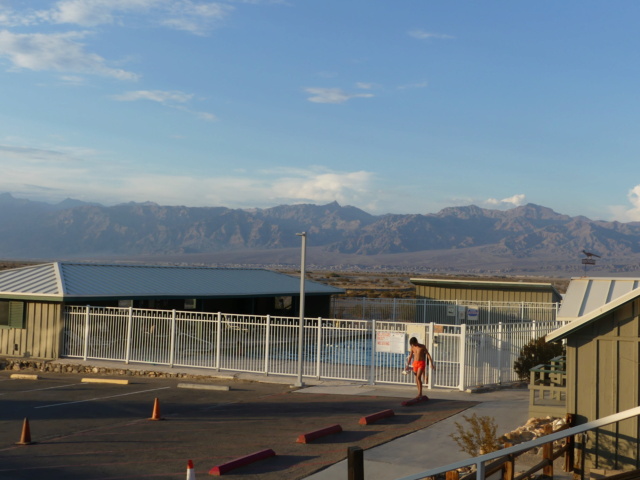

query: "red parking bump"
xmin=208 ymin=449 xmax=276 ymax=476
xmin=358 ymin=409 xmax=395 ymax=425
xmin=296 ymin=424 xmax=342 ymax=444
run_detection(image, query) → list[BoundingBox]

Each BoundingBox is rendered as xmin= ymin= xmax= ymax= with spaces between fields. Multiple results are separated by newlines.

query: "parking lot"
xmin=0 ymin=371 xmax=476 ymax=480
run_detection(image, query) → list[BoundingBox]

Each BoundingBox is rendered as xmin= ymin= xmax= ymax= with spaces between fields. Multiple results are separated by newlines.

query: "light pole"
xmin=295 ymin=232 xmax=306 ymax=387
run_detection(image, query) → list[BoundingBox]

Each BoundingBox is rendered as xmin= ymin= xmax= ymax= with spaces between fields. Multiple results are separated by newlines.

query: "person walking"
xmin=406 ymin=337 xmax=435 ymax=399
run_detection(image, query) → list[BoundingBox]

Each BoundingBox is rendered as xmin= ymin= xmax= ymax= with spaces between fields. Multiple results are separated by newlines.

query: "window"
xmin=275 ymin=296 xmax=292 ymax=311
xmin=0 ymin=301 xmax=25 ymax=328
xmin=184 ymin=299 xmax=197 ymax=310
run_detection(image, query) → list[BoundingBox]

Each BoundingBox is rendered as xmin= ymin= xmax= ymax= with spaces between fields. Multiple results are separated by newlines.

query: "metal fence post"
xmin=488 ymin=300 xmax=492 ymax=324
xmin=265 ymin=315 xmax=271 ymax=374
xmin=125 ymin=306 xmax=133 ymax=364
xmin=83 ymin=305 xmax=90 ymax=361
xmin=370 ymin=320 xmax=376 ymax=385
xmin=428 ymin=322 xmax=435 ymax=389
xmin=497 ymin=321 xmax=503 ymax=384
xmin=169 ymin=309 xmax=176 ymax=367
xmin=476 ymin=459 xmax=486 ymax=480
xmin=215 ymin=312 xmax=222 ymax=371
xmin=459 ymin=323 xmax=467 ymax=391
xmin=423 ymin=298 xmax=427 ymax=323
xmin=316 ymin=317 xmax=322 ymax=379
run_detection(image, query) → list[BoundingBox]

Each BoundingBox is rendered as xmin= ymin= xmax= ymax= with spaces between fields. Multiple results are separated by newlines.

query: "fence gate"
xmin=430 ymin=325 xmax=464 ymax=389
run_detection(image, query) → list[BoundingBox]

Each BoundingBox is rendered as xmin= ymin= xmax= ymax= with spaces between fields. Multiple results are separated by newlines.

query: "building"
xmin=0 ymin=262 xmax=343 ymax=360
xmin=410 ymin=277 xmax=562 ymax=324
xmin=546 ymin=277 xmax=640 ymax=472
xmin=411 ymin=277 xmax=562 ymax=303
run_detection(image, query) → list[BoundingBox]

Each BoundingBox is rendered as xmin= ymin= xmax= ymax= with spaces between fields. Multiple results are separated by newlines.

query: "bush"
xmin=450 ymin=413 xmax=501 ymax=457
xmin=513 ymin=336 xmax=565 ymax=381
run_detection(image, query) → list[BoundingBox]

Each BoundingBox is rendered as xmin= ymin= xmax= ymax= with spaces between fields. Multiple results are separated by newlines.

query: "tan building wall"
xmin=0 ymin=302 xmax=62 ymax=360
xmin=566 ymin=298 xmax=640 ymax=471
xmin=412 ymin=279 xmax=561 ymax=303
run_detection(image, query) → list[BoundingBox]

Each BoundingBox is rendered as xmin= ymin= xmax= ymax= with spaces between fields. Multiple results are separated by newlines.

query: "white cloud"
xmin=112 ymin=89 xmax=217 ymax=121
xmin=0 ymin=30 xmax=139 ymax=80
xmin=9 ymin=0 xmax=233 ymax=34
xmin=161 ymin=1 xmax=232 ymax=35
xmin=270 ymin=168 xmax=375 ymax=205
xmin=408 ymin=29 xmax=455 ymax=40
xmin=0 ymin=142 xmax=375 ymax=208
xmin=485 ymin=194 xmax=526 ymax=208
xmin=610 ymin=185 xmax=640 ymax=222
xmin=305 ymin=87 xmax=374 ymax=104
xmin=112 ymin=90 xmax=193 ymax=103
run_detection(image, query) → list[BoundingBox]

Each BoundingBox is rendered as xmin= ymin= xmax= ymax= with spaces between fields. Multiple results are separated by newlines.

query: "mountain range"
xmin=2 ymin=193 xmax=639 ymax=276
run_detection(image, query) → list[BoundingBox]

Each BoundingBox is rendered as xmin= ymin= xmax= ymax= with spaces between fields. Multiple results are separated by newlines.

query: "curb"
xmin=81 ymin=377 xmax=130 ymax=385
xmin=209 ymin=448 xmax=276 ymax=476
xmin=10 ymin=373 xmax=39 ymax=380
xmin=297 ymin=424 xmax=343 ymax=443
xmin=359 ymin=409 xmax=395 ymax=425
xmin=177 ymin=383 xmax=230 ymax=391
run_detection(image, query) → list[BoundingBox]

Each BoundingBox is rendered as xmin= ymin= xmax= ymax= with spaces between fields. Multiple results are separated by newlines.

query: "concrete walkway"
xmin=296 ymin=385 xmax=532 ymax=480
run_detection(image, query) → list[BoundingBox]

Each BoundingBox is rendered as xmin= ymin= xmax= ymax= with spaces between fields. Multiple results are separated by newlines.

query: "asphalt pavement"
xmin=295 ymin=384 xmax=531 ymax=480
xmin=1 ymin=359 xmax=533 ymax=480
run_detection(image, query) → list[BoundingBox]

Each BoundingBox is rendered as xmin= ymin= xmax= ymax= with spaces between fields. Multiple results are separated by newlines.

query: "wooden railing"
xmin=529 ymin=356 xmax=566 ymax=417
xmin=387 ymin=406 xmax=640 ymax=480
xmin=448 ymin=414 xmax=574 ymax=480
xmin=346 ymin=406 xmax=640 ymax=480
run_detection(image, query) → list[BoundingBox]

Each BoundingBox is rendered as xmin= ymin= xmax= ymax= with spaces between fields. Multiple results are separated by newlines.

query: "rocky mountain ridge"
xmin=1 ymin=193 xmax=639 ymax=275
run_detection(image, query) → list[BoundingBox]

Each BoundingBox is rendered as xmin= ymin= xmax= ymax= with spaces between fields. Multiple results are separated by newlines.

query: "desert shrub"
xmin=450 ymin=413 xmax=501 ymax=457
xmin=513 ymin=336 xmax=565 ymax=381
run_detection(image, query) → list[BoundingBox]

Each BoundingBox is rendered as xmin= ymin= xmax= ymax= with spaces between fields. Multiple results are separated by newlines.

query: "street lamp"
xmin=295 ymin=232 xmax=306 ymax=387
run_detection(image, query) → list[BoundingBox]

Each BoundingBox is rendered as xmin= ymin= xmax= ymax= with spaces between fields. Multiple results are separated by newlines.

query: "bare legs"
xmin=415 ymin=367 xmax=425 ymax=398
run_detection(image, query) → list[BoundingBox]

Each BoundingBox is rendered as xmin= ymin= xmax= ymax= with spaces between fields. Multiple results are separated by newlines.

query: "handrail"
xmin=395 ymin=405 xmax=640 ymax=480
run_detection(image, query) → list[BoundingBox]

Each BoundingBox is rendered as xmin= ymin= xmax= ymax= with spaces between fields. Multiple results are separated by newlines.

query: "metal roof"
xmin=547 ymin=277 xmax=640 ymax=342
xmin=557 ymin=277 xmax=640 ymax=320
xmin=0 ymin=262 xmax=343 ymax=300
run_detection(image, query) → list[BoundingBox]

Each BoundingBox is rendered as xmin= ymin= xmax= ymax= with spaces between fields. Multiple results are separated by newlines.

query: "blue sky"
xmin=1 ymin=1 xmax=639 ymax=221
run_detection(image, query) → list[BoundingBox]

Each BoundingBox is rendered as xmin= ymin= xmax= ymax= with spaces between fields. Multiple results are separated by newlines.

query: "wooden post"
xmin=564 ymin=414 xmax=575 ymax=472
xmin=446 ymin=469 xmax=460 ymax=480
xmin=543 ymin=423 xmax=554 ymax=477
xmin=348 ymin=446 xmax=364 ymax=480
xmin=502 ymin=442 xmax=514 ymax=480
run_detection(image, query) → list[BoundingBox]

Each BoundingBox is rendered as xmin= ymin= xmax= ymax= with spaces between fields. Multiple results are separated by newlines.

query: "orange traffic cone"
xmin=186 ymin=459 xmax=196 ymax=480
xmin=149 ymin=397 xmax=164 ymax=421
xmin=16 ymin=417 xmax=33 ymax=445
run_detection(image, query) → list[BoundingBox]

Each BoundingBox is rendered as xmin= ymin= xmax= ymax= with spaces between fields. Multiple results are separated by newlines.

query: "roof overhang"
xmin=0 ymin=262 xmax=344 ymax=301
xmin=546 ymin=286 xmax=640 ymax=343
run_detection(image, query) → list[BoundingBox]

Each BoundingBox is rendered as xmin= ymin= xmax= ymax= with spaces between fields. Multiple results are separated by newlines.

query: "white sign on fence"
xmin=376 ymin=331 xmax=406 ymax=354
xmin=467 ymin=305 xmax=479 ymax=322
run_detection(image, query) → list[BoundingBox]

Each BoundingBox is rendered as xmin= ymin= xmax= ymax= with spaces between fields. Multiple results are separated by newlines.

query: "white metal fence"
xmin=62 ymin=306 xmax=564 ymax=390
xmin=331 ymin=297 xmax=559 ymax=325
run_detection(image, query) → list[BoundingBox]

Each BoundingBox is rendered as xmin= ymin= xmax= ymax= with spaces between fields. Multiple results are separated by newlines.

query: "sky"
xmin=1 ymin=1 xmax=640 ymax=222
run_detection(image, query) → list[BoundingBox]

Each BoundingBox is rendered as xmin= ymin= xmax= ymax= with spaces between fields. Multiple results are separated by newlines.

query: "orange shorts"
xmin=413 ymin=361 xmax=426 ymax=373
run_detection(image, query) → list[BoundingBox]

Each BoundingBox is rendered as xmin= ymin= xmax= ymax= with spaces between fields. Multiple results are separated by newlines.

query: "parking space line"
xmin=35 ymin=386 xmax=171 ymax=409
xmin=0 ymin=382 xmax=89 ymax=396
